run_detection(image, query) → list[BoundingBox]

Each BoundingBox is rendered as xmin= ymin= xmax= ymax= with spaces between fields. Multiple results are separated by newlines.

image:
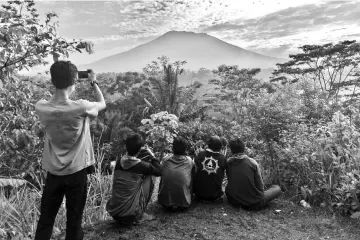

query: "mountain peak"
xmin=158 ymin=31 xmax=210 ymax=40
xmin=162 ymin=31 xmax=207 ymax=36
xmin=81 ymin=31 xmax=285 ymax=73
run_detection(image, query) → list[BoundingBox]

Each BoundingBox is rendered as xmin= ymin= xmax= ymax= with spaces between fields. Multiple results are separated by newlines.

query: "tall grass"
xmin=83 ymin=139 xmax=113 ymax=225
xmin=0 ymin=137 xmax=113 ymax=239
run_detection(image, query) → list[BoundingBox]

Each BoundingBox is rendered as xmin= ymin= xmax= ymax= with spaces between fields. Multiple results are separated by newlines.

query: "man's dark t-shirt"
xmin=194 ymin=149 xmax=226 ymax=200
xmin=225 ymin=154 xmax=264 ymax=208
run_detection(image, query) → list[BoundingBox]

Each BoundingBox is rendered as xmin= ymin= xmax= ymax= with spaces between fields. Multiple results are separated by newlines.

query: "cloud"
xmin=201 ymin=0 xmax=360 ymax=57
xmin=248 ymin=44 xmax=293 ymax=58
xmin=33 ymin=0 xmax=360 ymax=65
xmin=204 ymin=1 xmax=360 ymax=39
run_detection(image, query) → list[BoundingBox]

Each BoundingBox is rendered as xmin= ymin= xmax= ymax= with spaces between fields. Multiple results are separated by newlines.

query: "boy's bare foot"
xmin=134 ymin=213 xmax=155 ymax=225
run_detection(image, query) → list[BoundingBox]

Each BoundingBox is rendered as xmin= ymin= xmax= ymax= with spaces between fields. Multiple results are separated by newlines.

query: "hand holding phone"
xmin=78 ymin=69 xmax=95 ymax=80
xmin=88 ymin=70 xmax=96 ymax=82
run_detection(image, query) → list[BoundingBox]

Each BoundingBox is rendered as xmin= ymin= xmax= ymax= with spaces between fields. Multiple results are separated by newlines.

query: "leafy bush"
xmin=273 ymin=111 xmax=360 ymax=215
xmin=140 ymin=111 xmax=179 ymax=160
xmin=178 ymin=119 xmax=226 ymax=156
xmin=0 ymin=76 xmax=49 ymax=177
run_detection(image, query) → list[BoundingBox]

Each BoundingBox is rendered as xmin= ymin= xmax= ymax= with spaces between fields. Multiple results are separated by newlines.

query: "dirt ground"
xmin=81 ymin=197 xmax=360 ymax=240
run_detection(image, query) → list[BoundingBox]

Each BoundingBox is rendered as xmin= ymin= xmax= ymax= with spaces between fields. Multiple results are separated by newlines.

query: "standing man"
xmin=34 ymin=61 xmax=106 ymax=240
xmin=194 ymin=136 xmax=226 ymax=203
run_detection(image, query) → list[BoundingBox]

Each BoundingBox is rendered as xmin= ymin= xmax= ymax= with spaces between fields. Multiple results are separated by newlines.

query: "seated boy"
xmin=106 ymin=133 xmax=161 ymax=225
xmin=194 ymin=136 xmax=226 ymax=203
xmin=158 ymin=137 xmax=195 ymax=211
xmin=226 ymin=138 xmax=282 ymax=210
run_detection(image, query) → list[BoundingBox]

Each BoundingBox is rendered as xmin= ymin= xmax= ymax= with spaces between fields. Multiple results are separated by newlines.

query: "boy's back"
xmin=225 ymin=154 xmax=264 ymax=208
xmin=35 ymin=99 xmax=96 ymax=175
xmin=194 ymin=150 xmax=226 ymax=201
xmin=158 ymin=155 xmax=194 ymax=208
xmin=106 ymin=147 xmax=160 ymax=222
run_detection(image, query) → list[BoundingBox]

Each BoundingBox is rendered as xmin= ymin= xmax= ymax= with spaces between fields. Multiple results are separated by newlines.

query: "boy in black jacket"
xmin=194 ymin=136 xmax=226 ymax=202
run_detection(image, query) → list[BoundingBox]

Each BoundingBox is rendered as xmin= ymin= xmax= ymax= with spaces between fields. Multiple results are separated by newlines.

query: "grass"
xmin=1 ymin=174 xmax=360 ymax=240
xmin=80 ymin=192 xmax=360 ymax=240
xmin=54 ymin=178 xmax=360 ymax=240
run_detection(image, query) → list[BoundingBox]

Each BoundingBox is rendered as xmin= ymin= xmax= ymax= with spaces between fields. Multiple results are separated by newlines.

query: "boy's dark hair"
xmin=173 ymin=137 xmax=188 ymax=155
xmin=220 ymin=137 xmax=227 ymax=148
xmin=125 ymin=133 xmax=143 ymax=156
xmin=50 ymin=61 xmax=78 ymax=89
xmin=229 ymin=138 xmax=245 ymax=154
xmin=207 ymin=136 xmax=222 ymax=152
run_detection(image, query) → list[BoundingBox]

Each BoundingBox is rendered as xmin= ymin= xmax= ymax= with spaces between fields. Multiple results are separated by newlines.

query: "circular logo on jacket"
xmin=201 ymin=156 xmax=219 ymax=175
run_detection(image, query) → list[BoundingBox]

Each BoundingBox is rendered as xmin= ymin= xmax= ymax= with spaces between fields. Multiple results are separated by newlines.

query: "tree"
xmin=143 ymin=56 xmax=188 ymax=115
xmin=0 ymin=74 xmax=50 ymax=177
xmin=0 ymin=0 xmax=94 ymax=80
xmin=271 ymin=40 xmax=360 ymax=101
xmin=209 ymin=64 xmax=271 ymax=123
xmin=107 ymin=72 xmax=145 ymax=96
xmin=197 ymin=67 xmax=212 ymax=80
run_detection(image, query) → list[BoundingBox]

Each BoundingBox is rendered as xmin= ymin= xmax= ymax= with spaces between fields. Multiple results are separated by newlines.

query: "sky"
xmin=7 ymin=0 xmax=360 ymax=68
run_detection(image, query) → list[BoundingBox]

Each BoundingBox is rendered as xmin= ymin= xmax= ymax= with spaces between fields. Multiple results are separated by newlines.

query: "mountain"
xmin=80 ymin=31 xmax=286 ymax=73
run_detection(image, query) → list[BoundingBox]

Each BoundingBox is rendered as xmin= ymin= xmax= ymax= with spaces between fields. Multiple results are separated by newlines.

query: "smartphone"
xmin=78 ymin=69 xmax=92 ymax=79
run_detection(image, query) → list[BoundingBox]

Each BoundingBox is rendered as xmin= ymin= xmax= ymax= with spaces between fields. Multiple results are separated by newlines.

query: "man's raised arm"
xmin=86 ymin=71 xmax=106 ymax=117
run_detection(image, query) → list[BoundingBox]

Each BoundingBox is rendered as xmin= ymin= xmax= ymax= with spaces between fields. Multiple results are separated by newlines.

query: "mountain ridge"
xmin=80 ymin=31 xmax=286 ymax=73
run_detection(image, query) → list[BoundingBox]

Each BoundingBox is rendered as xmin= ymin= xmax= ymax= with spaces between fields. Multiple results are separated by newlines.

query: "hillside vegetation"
xmin=1 ymin=1 xmax=360 ymax=239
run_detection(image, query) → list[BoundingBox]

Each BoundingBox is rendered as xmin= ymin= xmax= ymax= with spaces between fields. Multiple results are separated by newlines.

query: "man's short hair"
xmin=173 ymin=137 xmax=188 ymax=155
xmin=50 ymin=61 xmax=78 ymax=89
xmin=207 ymin=136 xmax=222 ymax=152
xmin=125 ymin=133 xmax=143 ymax=156
xmin=229 ymin=138 xmax=245 ymax=154
xmin=220 ymin=137 xmax=227 ymax=148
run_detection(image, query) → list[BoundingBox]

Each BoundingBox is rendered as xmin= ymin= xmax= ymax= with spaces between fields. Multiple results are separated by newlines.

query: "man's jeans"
xmin=35 ymin=169 xmax=87 ymax=240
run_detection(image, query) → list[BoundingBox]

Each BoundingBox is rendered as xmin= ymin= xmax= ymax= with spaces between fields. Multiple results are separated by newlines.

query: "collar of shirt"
xmin=206 ymin=148 xmax=220 ymax=154
xmin=227 ymin=153 xmax=247 ymax=163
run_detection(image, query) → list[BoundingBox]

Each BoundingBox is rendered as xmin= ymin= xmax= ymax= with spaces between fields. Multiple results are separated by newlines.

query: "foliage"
xmin=209 ymin=64 xmax=275 ymax=123
xmin=106 ymin=71 xmax=146 ymax=96
xmin=143 ymin=56 xmax=200 ymax=116
xmin=0 ymin=0 xmax=94 ymax=78
xmin=0 ymin=186 xmax=41 ymax=239
xmin=272 ymin=40 xmax=360 ymax=101
xmin=0 ymin=76 xmax=50 ymax=177
xmin=273 ymin=111 xmax=360 ymax=215
xmin=107 ymin=127 xmax=134 ymax=163
xmin=178 ymin=119 xmax=226 ymax=156
xmin=140 ymin=111 xmax=179 ymax=160
xmin=296 ymin=81 xmax=336 ymax=124
xmin=247 ymin=85 xmax=301 ymax=142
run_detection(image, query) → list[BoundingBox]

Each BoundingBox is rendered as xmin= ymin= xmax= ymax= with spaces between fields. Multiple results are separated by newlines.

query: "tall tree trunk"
xmin=172 ymin=66 xmax=179 ymax=114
